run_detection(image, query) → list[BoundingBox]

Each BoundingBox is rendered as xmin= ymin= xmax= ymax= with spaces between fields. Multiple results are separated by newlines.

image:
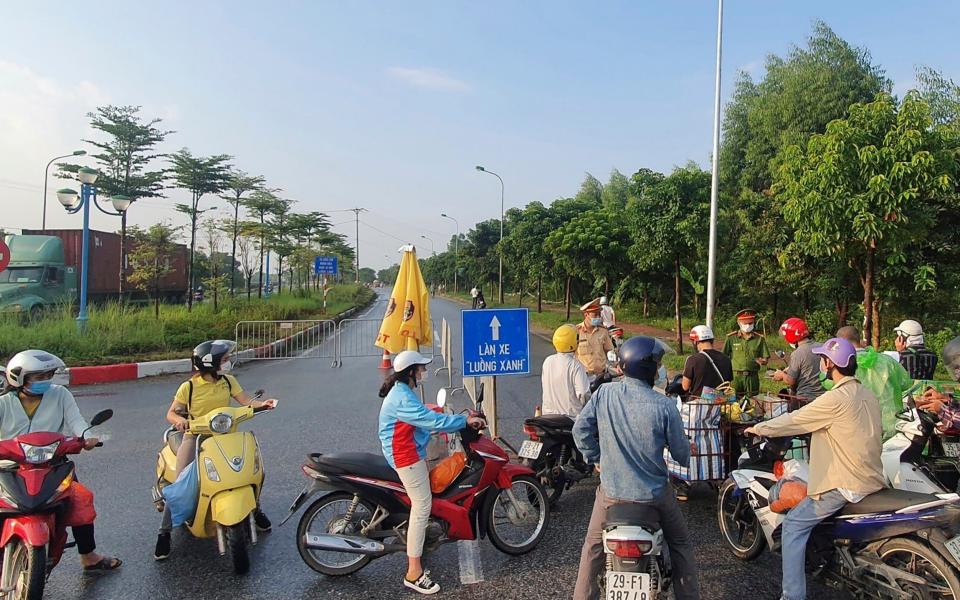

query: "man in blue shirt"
xmin=572 ymin=336 xmax=700 ymax=600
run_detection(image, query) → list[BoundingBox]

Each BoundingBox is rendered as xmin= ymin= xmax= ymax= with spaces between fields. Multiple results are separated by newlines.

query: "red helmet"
xmin=779 ymin=318 xmax=809 ymax=345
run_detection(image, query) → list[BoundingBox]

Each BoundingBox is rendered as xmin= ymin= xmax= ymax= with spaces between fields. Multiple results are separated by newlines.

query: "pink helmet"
xmin=812 ymin=337 xmax=857 ymax=368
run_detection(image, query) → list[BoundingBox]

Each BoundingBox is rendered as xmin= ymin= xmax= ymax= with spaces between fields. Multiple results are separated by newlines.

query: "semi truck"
xmin=0 ymin=230 xmax=188 ymax=316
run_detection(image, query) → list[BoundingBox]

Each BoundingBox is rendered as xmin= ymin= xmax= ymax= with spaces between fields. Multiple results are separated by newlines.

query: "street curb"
xmin=61 ymin=295 xmax=375 ymax=387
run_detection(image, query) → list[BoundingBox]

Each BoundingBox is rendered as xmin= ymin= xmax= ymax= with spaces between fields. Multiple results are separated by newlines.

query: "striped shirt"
xmin=899 ymin=347 xmax=939 ymax=380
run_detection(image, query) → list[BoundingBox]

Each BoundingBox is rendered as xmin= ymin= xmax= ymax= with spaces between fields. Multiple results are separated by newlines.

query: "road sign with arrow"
xmin=461 ymin=308 xmax=530 ymax=376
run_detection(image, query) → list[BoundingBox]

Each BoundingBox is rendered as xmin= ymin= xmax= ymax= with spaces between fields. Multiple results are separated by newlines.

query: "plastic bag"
xmin=782 ymin=459 xmax=809 ymax=482
xmin=163 ymin=460 xmax=199 ymax=528
xmin=856 ymin=348 xmax=913 ymax=441
xmin=429 ymin=452 xmax=467 ymax=493
xmin=769 ymin=478 xmax=807 ymax=513
xmin=64 ymin=482 xmax=97 ymax=527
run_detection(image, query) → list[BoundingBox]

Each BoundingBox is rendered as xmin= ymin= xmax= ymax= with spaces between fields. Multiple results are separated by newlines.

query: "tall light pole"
xmin=348 ymin=207 xmax=366 ymax=283
xmin=56 ymin=169 xmax=132 ymax=332
xmin=43 ymin=150 xmax=86 ymax=231
xmin=441 ymin=213 xmax=459 ymax=294
xmin=475 ymin=165 xmax=504 ymax=304
xmin=705 ymin=0 xmax=724 ymax=330
xmin=420 ymin=235 xmax=435 ymax=256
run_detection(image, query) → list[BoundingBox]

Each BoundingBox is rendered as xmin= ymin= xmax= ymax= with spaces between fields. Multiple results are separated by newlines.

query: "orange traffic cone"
xmin=379 ymin=350 xmax=392 ymax=370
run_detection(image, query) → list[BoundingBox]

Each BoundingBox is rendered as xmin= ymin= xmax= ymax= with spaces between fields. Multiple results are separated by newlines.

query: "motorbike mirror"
xmin=89 ymin=409 xmax=113 ymax=427
xmin=253 ymin=389 xmax=265 ymax=400
xmin=775 ymin=350 xmax=786 ymax=359
xmin=607 ymin=350 xmax=618 ymax=363
xmin=436 ymin=388 xmax=448 ymax=408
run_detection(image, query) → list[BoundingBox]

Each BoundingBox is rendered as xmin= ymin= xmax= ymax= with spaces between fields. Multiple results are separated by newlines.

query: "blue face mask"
xmin=25 ymin=380 xmax=53 ymax=396
xmin=591 ymin=318 xmax=602 ymax=327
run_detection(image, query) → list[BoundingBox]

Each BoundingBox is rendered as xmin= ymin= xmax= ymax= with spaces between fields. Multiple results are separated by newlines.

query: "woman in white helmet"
xmin=0 ymin=350 xmax=121 ymax=571
xmin=378 ymin=350 xmax=484 ymax=595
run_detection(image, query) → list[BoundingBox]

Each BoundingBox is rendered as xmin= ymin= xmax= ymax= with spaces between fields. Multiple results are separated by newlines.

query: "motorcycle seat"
xmin=837 ymin=488 xmax=941 ymax=516
xmin=166 ymin=429 xmax=183 ymax=454
xmin=525 ymin=415 xmax=575 ymax=431
xmin=605 ymin=502 xmax=660 ymax=530
xmin=311 ymin=452 xmax=402 ymax=483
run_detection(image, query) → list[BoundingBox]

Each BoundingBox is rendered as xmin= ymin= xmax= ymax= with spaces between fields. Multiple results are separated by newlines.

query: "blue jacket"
xmin=573 ymin=377 xmax=690 ymax=501
xmin=379 ymin=383 xmax=467 ymax=469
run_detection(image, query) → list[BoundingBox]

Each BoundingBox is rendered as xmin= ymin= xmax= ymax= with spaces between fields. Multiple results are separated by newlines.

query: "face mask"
xmin=739 ymin=323 xmax=754 ymax=334
xmin=655 ymin=366 xmax=667 ymax=388
xmin=219 ymin=360 xmax=233 ymax=373
xmin=25 ymin=380 xmax=53 ymax=396
xmin=818 ymin=371 xmax=835 ymax=391
xmin=417 ymin=368 xmax=429 ymax=383
xmin=590 ymin=318 xmax=602 ymax=327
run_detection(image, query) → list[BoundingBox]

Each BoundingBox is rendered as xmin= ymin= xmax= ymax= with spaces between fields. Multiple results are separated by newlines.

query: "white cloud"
xmin=386 ymin=66 xmax=470 ymax=93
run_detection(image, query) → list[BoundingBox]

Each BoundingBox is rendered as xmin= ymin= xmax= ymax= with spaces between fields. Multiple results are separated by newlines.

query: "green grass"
xmin=0 ymin=284 xmax=375 ymax=366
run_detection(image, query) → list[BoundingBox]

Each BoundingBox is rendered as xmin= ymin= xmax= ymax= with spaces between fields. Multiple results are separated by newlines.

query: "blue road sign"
xmin=314 ymin=256 xmax=338 ymax=275
xmin=462 ymin=308 xmax=530 ymax=377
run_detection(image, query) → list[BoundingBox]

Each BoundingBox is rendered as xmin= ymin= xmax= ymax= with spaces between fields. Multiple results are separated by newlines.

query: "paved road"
xmin=45 ymin=291 xmax=830 ymax=599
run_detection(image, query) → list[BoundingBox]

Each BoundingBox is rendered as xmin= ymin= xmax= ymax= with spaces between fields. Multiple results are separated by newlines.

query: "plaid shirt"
xmin=900 ymin=347 xmax=939 ymax=381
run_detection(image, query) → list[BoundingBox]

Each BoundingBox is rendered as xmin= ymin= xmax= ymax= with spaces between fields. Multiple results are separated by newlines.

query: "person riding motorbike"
xmin=541 ymin=325 xmax=591 ymax=417
xmin=893 ymin=319 xmax=938 ymax=380
xmin=600 ymin=296 xmax=616 ymax=328
xmin=746 ymin=337 xmax=885 ymax=600
xmin=915 ymin=336 xmax=960 ymax=428
xmin=0 ymin=350 xmax=121 ymax=572
xmin=576 ymin=298 xmax=615 ymax=381
xmin=771 ymin=318 xmax=824 ymax=401
xmin=154 ymin=340 xmax=277 ymax=560
xmin=572 ymin=336 xmax=700 ymax=600
xmin=378 ymin=350 xmax=485 ymax=595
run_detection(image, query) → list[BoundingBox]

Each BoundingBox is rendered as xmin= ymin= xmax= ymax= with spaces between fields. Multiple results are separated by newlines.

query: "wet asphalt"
xmin=44 ymin=291 xmax=832 ymax=600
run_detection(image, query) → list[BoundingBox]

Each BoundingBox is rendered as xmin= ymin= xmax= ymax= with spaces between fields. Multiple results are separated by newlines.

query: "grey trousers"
xmin=573 ymin=485 xmax=700 ymax=600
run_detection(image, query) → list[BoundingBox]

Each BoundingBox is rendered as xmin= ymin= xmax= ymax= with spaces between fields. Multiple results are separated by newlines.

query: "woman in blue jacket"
xmin=378 ymin=350 xmax=483 ymax=595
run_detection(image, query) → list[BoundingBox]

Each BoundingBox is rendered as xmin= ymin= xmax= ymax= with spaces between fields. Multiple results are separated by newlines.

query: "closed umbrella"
xmin=376 ymin=245 xmax=432 ymax=353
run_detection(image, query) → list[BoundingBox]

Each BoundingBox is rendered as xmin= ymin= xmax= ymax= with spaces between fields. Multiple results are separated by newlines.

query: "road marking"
xmin=457 ymin=539 xmax=484 ymax=584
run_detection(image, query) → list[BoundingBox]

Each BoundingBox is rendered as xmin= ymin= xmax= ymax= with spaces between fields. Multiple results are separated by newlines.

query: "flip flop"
xmin=83 ymin=557 xmax=122 ymax=571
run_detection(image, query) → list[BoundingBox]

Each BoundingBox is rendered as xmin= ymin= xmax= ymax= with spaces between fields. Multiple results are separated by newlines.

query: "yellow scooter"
xmin=152 ymin=397 xmax=272 ymax=573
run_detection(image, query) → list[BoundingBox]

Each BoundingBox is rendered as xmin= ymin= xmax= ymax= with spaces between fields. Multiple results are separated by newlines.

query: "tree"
xmin=265 ymin=198 xmax=294 ymax=293
xmin=201 ymin=218 xmax=228 ymax=310
xmin=242 ymin=190 xmax=284 ymax=298
xmin=358 ymin=267 xmax=377 ymax=284
xmin=574 ymin=173 xmax=604 ymax=205
xmin=127 ymin=223 xmax=179 ymax=318
xmin=916 ymin=66 xmax=960 ymax=129
xmin=777 ymin=92 xmax=956 ymax=346
xmin=236 ymin=223 xmax=258 ymax=299
xmin=61 ymin=106 xmax=171 ymax=301
xmin=170 ymin=148 xmax=232 ymax=310
xmin=220 ymin=170 xmax=265 ymax=295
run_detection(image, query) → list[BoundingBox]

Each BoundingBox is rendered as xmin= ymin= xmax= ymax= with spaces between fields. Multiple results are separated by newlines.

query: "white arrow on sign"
xmin=489 ymin=316 xmax=502 ymax=341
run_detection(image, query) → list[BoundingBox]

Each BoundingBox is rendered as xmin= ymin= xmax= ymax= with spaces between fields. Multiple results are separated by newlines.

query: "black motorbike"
xmin=520 ymin=414 xmax=593 ymax=505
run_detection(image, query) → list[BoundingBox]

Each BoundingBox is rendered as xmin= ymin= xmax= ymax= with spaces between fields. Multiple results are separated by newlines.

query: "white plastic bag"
xmin=782 ymin=458 xmax=809 ymax=482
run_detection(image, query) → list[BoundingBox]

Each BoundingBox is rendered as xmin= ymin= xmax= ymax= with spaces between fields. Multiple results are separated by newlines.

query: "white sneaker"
xmin=404 ymin=570 xmax=441 ymax=595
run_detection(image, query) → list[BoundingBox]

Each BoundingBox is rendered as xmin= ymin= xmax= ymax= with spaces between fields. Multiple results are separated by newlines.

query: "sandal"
xmin=83 ymin=557 xmax=122 ymax=571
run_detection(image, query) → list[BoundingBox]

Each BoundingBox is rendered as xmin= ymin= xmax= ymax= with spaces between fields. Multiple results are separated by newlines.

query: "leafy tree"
xmin=265 ymin=198 xmax=294 ymax=293
xmin=220 ymin=170 xmax=265 ymax=295
xmin=242 ymin=189 xmax=284 ymax=297
xmin=777 ymin=92 xmax=956 ymax=346
xmin=916 ymin=66 xmax=960 ymax=129
xmin=601 ymin=169 xmax=632 ymax=211
xmin=236 ymin=223 xmax=258 ymax=299
xmin=574 ymin=173 xmax=604 ymax=205
xmin=358 ymin=267 xmax=377 ymax=284
xmin=169 ymin=148 xmax=232 ymax=310
xmin=127 ymin=223 xmax=180 ymax=318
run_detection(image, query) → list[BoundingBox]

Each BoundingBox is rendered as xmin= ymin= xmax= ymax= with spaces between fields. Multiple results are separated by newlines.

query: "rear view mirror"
xmin=607 ymin=350 xmax=618 ymax=363
xmin=436 ymin=388 xmax=448 ymax=408
xmin=90 ymin=409 xmax=113 ymax=427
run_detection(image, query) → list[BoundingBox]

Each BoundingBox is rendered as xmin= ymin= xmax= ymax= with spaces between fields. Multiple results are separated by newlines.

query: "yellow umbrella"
xmin=376 ymin=245 xmax=432 ymax=353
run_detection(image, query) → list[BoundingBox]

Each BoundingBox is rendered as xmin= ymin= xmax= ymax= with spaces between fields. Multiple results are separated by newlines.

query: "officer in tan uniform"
xmin=576 ymin=298 xmax=614 ymax=380
xmin=722 ymin=309 xmax=769 ymax=398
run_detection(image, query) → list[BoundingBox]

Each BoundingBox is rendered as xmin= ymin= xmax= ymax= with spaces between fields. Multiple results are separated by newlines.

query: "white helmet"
xmin=689 ymin=325 xmax=715 ymax=344
xmin=6 ymin=350 xmax=66 ymax=388
xmin=894 ymin=320 xmax=925 ymax=347
xmin=393 ymin=350 xmax=432 ymax=372
xmin=600 ymin=296 xmax=609 ymax=306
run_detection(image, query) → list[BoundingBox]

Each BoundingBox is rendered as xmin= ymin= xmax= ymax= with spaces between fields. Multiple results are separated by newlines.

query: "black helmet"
xmin=192 ymin=340 xmax=237 ymax=374
xmin=618 ymin=336 xmax=670 ymax=383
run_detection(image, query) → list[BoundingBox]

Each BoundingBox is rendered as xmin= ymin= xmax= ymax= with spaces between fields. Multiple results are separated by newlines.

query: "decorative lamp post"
xmin=440 ymin=213 xmax=459 ymax=294
xmin=475 ymin=165 xmax=505 ymax=304
xmin=43 ymin=150 xmax=86 ymax=231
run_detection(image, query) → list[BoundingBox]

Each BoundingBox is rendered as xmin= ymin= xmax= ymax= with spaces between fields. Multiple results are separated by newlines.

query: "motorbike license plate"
xmin=943 ymin=442 xmax=960 ymax=458
xmin=605 ymin=572 xmax=651 ymax=600
xmin=518 ymin=440 xmax=543 ymax=460
xmin=946 ymin=535 xmax=960 ymax=564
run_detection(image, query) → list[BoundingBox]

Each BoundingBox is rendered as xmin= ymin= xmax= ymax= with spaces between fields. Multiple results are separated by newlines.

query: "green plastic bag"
xmin=856 ymin=348 xmax=913 ymax=441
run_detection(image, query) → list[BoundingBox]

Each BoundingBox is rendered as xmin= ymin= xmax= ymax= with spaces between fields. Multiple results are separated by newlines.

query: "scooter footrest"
xmin=64 ymin=541 xmax=76 ymax=549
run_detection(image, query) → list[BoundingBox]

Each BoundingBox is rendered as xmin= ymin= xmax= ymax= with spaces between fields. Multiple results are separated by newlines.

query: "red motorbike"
xmin=282 ymin=388 xmax=549 ymax=576
xmin=0 ymin=409 xmax=111 ymax=600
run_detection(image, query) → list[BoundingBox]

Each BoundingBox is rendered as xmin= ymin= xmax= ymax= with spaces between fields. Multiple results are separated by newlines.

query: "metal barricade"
xmin=234 ymin=320 xmax=337 ymax=366
xmin=334 ymin=318 xmax=437 ymax=367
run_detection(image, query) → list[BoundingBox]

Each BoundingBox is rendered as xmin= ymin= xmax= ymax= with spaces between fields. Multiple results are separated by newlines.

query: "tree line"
xmin=417 ymin=22 xmax=960 ymax=354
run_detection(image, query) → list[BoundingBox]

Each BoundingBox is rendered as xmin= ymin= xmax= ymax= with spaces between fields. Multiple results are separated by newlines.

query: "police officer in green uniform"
xmin=722 ymin=309 xmax=769 ymax=398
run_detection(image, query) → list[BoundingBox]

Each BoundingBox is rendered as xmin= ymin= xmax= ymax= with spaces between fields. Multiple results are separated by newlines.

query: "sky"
xmin=1 ymin=1 xmax=957 ymax=271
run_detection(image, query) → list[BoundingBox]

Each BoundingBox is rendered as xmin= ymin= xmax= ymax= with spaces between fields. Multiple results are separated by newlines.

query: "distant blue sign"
xmin=314 ymin=256 xmax=338 ymax=275
xmin=462 ymin=308 xmax=530 ymax=377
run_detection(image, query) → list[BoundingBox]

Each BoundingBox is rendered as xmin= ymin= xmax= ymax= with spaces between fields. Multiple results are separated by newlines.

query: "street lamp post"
xmin=440 ymin=213 xmax=459 ymax=294
xmin=705 ymin=0 xmax=724 ymax=329
xmin=475 ymin=165 xmax=505 ymax=304
xmin=420 ymin=235 xmax=435 ymax=256
xmin=56 ymin=169 xmax=132 ymax=332
xmin=43 ymin=150 xmax=86 ymax=231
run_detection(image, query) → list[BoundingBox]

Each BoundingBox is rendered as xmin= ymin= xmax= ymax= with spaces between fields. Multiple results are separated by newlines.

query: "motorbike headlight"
xmin=209 ymin=413 xmax=233 ymax=434
xmin=203 ymin=457 xmax=221 ymax=482
xmin=20 ymin=441 xmax=60 ymax=464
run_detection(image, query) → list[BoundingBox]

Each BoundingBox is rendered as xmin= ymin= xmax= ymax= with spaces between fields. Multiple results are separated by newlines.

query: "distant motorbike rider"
xmin=155 ymin=340 xmax=277 ymax=560
xmin=772 ymin=318 xmax=824 ymax=400
xmin=722 ymin=309 xmax=769 ymax=398
xmin=0 ymin=350 xmax=121 ymax=572
xmin=893 ymin=319 xmax=938 ymax=380
xmin=576 ymin=298 xmax=615 ymax=380
xmin=541 ymin=325 xmax=591 ymax=417
xmin=572 ymin=336 xmax=700 ymax=600
xmin=916 ymin=336 xmax=960 ymax=429
xmin=600 ymin=296 xmax=616 ymax=328
xmin=682 ymin=325 xmax=732 ymax=400
xmin=746 ymin=338 xmax=885 ymax=600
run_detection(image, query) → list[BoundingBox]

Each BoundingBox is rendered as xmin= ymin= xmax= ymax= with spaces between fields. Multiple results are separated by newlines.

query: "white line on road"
xmin=457 ymin=539 xmax=484 ymax=585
